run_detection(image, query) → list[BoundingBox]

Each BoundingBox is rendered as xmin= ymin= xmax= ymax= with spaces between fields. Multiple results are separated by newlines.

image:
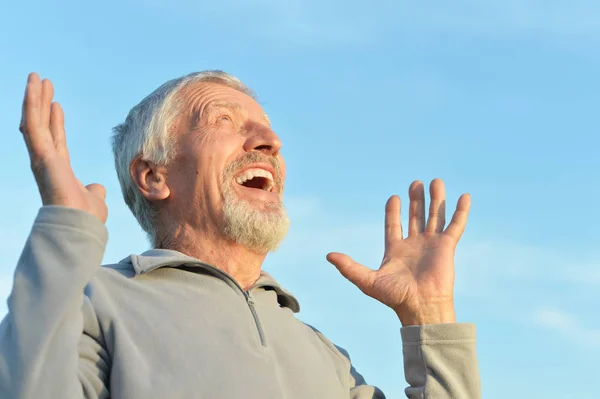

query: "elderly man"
xmin=0 ymin=71 xmax=480 ymax=398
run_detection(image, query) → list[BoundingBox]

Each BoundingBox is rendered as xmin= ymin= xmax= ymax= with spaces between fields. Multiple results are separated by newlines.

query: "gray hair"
xmin=111 ymin=70 xmax=255 ymax=244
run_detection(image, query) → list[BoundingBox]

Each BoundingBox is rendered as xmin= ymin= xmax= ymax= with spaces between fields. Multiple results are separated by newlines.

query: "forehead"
xmin=179 ymin=82 xmax=264 ymax=116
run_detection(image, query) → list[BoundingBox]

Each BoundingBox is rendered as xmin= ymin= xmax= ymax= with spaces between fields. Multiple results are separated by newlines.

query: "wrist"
xmin=395 ymin=300 xmax=456 ymax=327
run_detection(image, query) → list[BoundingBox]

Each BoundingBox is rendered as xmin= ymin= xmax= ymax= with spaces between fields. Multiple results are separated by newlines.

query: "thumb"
xmin=326 ymin=252 xmax=375 ymax=294
xmin=86 ymin=183 xmax=106 ymax=200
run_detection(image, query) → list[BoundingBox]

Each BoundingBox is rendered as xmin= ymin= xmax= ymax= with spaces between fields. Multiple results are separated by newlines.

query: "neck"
xmin=155 ymin=224 xmax=266 ymax=291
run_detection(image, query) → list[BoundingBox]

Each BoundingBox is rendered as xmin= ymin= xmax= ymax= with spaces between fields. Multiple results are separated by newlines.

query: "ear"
xmin=130 ymin=158 xmax=171 ymax=201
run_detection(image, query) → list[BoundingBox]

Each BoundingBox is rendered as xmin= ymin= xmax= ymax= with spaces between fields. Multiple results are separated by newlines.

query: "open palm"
xmin=19 ymin=73 xmax=107 ymax=223
xmin=327 ymin=179 xmax=470 ymax=326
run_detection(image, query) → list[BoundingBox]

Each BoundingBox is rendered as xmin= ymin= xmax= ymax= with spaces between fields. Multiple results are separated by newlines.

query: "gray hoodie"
xmin=0 ymin=206 xmax=481 ymax=398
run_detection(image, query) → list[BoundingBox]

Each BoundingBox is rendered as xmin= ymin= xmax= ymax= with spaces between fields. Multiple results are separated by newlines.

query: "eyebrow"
xmin=192 ymin=100 xmax=272 ymax=128
xmin=205 ymin=100 xmax=241 ymax=112
xmin=263 ymin=113 xmax=272 ymax=127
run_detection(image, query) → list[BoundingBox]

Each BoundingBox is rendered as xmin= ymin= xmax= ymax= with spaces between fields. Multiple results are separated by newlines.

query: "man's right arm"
xmin=0 ymin=206 xmax=110 ymax=398
xmin=0 ymin=73 xmax=112 ymax=397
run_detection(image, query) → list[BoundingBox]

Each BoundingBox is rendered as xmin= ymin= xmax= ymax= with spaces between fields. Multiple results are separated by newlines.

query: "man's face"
xmin=165 ymin=82 xmax=289 ymax=253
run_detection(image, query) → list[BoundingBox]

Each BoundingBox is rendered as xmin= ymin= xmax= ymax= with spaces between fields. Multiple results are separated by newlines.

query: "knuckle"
xmin=19 ymin=122 xmax=30 ymax=134
xmin=22 ymin=121 xmax=37 ymax=133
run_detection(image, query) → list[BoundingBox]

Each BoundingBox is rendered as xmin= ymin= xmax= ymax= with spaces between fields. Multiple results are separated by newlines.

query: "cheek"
xmin=199 ymin=139 xmax=245 ymax=185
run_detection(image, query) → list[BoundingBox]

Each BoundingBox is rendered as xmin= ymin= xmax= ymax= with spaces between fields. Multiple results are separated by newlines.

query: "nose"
xmin=243 ymin=122 xmax=282 ymax=156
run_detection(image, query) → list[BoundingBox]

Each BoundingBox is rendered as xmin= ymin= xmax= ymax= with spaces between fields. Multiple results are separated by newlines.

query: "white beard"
xmin=221 ymin=184 xmax=290 ymax=254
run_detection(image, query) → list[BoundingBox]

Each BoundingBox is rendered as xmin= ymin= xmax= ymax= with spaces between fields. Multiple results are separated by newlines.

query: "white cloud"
xmin=535 ymin=308 xmax=600 ymax=347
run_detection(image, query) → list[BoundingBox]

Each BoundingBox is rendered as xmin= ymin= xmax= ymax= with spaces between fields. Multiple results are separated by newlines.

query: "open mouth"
xmin=235 ymin=168 xmax=275 ymax=192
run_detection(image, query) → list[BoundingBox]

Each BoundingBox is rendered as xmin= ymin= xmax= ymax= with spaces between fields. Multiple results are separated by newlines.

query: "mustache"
xmin=223 ymin=152 xmax=283 ymax=186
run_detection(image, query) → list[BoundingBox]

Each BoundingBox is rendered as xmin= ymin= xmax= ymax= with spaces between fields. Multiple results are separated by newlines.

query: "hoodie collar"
xmin=118 ymin=249 xmax=300 ymax=313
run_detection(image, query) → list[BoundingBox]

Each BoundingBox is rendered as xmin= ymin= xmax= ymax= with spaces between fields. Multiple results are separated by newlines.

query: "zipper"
xmin=177 ymin=262 xmax=267 ymax=347
xmin=245 ymin=291 xmax=266 ymax=347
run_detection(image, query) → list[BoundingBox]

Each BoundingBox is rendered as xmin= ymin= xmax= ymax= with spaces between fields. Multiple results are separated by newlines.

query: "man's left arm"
xmin=401 ymin=323 xmax=479 ymax=398
xmin=327 ymin=179 xmax=481 ymax=398
xmin=333 ymin=323 xmax=479 ymax=399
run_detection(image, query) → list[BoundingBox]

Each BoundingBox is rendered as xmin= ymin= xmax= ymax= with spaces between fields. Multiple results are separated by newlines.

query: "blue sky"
xmin=1 ymin=0 xmax=599 ymax=397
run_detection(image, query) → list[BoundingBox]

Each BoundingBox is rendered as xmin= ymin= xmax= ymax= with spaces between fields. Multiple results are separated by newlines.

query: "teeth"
xmin=235 ymin=168 xmax=275 ymax=192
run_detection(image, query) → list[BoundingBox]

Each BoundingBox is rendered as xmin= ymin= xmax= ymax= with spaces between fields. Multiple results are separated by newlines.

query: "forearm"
xmin=0 ymin=206 xmax=108 ymax=398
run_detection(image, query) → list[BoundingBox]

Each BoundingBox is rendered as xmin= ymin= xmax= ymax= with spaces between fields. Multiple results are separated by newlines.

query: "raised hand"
xmin=19 ymin=73 xmax=108 ymax=223
xmin=327 ymin=179 xmax=470 ymax=326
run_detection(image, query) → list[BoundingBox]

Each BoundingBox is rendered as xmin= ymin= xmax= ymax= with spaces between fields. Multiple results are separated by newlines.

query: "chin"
xmin=222 ymin=196 xmax=290 ymax=254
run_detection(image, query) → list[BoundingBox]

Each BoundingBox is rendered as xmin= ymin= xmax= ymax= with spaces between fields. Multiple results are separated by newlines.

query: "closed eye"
xmin=218 ymin=114 xmax=233 ymax=123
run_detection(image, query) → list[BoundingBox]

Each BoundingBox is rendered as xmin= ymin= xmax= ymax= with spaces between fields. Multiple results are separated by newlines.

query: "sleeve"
xmin=401 ymin=323 xmax=481 ymax=398
xmin=310 ymin=321 xmax=480 ymax=398
xmin=0 ymin=206 xmax=111 ymax=399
